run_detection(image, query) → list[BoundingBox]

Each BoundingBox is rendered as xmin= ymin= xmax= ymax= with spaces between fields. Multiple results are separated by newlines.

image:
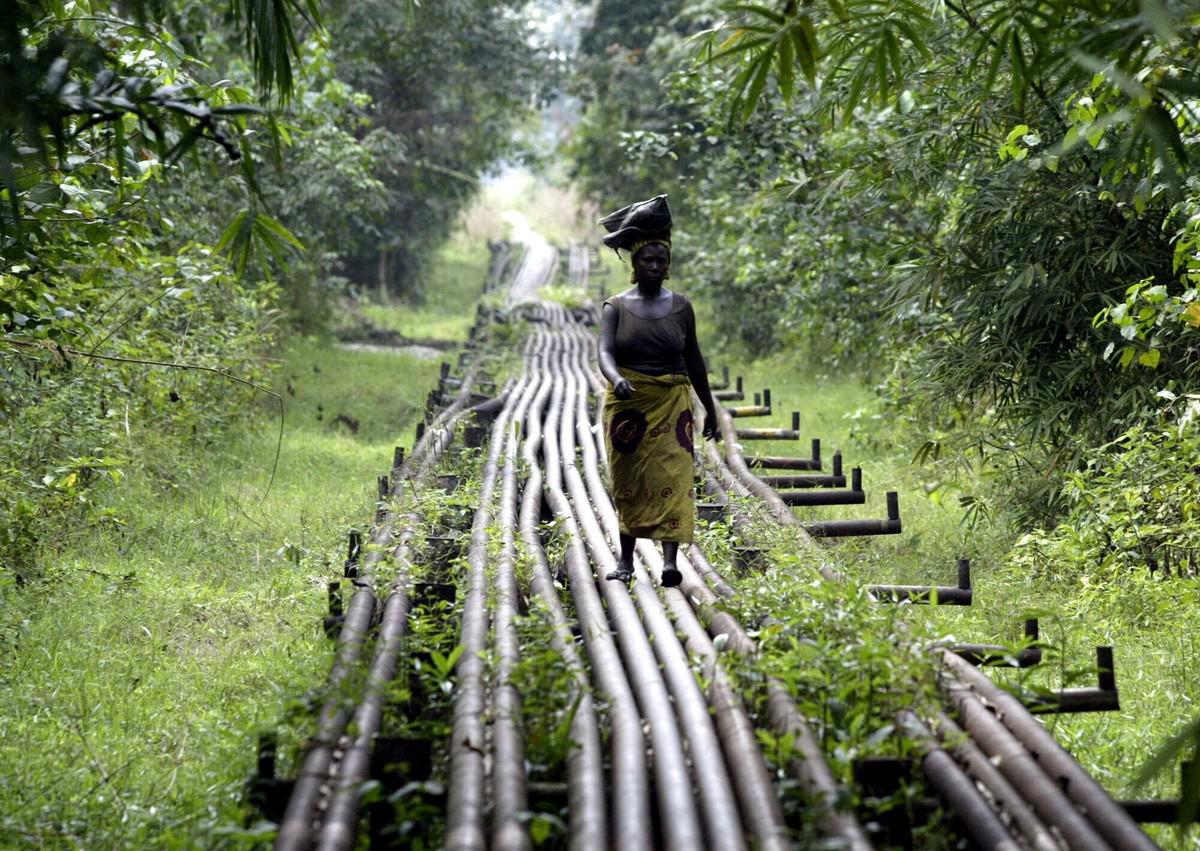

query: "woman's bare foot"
xmin=606 ymin=558 xmax=634 ymax=582
xmin=661 ymin=563 xmax=682 ymax=587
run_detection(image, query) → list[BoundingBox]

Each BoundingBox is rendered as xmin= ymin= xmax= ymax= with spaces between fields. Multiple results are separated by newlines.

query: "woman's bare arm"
xmin=682 ymin=302 xmax=719 ymax=439
xmin=599 ymin=303 xmax=633 ymax=398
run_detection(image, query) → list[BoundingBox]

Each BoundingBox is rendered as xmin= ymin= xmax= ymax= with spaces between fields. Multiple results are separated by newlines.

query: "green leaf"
xmin=884 ymin=28 xmax=903 ymax=86
xmin=1009 ymin=28 xmax=1028 ymax=105
xmin=216 ymin=209 xmax=249 ymax=254
xmin=777 ymin=28 xmax=795 ymax=102
xmin=210 ymin=103 xmax=267 ymax=116
xmin=1142 ymin=101 xmax=1188 ymax=171
xmin=254 ymin=213 xmax=305 ymax=251
xmin=792 ymin=21 xmax=817 ymax=87
xmin=742 ymin=52 xmax=774 ymax=121
xmin=1139 ymin=0 xmax=1177 ymax=43
xmin=1138 ymin=349 xmax=1161 ymax=368
xmin=892 ymin=16 xmax=931 ymax=60
xmin=843 ymin=63 xmax=871 ymax=124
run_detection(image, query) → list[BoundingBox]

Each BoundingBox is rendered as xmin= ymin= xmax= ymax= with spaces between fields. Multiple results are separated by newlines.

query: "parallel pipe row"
xmin=272 ymin=233 xmax=1161 ymax=851
xmin=707 ymin=360 xmax=1159 ymax=850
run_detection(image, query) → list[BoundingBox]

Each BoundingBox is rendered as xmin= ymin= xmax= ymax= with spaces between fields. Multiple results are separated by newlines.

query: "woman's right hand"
xmin=613 ymin=377 xmax=634 ymax=399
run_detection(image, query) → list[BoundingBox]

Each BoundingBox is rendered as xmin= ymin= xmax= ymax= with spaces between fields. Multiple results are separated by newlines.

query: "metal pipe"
xmin=1022 ymin=647 xmax=1120 ymax=714
xmin=896 ymin=711 xmax=1023 ymax=851
xmin=748 ymin=438 xmax=822 ymax=470
xmin=557 ymin=333 xmax=710 ymax=850
xmin=932 ymin=713 xmax=1064 ymax=851
xmin=566 ymin=339 xmax=752 ymax=850
xmin=517 ymin=334 xmax=606 ymax=850
xmin=759 ymin=473 xmax=847 ymax=488
xmin=277 ymin=321 xmax=493 ymax=851
xmin=714 ymin=375 xmax=744 ymax=401
xmin=735 ymin=426 xmax=800 ymax=440
xmin=275 ymin=539 xmax=388 ymax=849
xmin=565 ymin=328 xmax=798 ymax=849
xmin=780 ymin=489 xmax=865 ymax=506
xmin=938 ymin=671 xmax=1114 ymax=850
xmin=573 ymin=329 xmax=872 ymax=850
xmin=869 ymin=584 xmax=972 ymax=605
xmin=801 ymin=492 xmax=902 ymax=538
xmin=938 ymin=650 xmax=1158 ymax=850
xmin=540 ymin=334 xmax=652 ymax=851
xmin=491 ymin=354 xmax=545 ymax=850
xmin=315 ymin=554 xmax=413 ymax=850
xmin=445 ymin=371 xmax=529 ymax=851
xmin=727 ymin=404 xmax=772 ymax=417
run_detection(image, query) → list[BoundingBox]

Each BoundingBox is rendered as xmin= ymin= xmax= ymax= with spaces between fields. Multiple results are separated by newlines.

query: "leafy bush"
xmin=1 ymin=245 xmax=278 ymax=580
xmin=1010 ymin=394 xmax=1200 ymax=606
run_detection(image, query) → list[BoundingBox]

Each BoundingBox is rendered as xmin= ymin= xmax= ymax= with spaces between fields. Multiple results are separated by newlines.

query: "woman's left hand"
xmin=702 ymin=406 xmax=719 ymax=440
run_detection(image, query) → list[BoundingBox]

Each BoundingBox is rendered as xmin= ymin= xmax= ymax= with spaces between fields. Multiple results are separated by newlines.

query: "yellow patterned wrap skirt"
xmin=604 ymin=367 xmax=695 ymax=543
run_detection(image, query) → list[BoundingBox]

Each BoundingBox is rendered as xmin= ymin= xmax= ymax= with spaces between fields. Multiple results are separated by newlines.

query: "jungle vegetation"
xmin=570 ymin=0 xmax=1200 ymax=521
xmin=1 ymin=0 xmax=549 ymax=580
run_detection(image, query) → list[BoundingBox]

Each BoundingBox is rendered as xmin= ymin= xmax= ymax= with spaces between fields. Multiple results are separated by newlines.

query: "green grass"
xmin=713 ymin=351 xmax=1199 ymax=845
xmin=357 ymin=233 xmax=489 ymax=343
xmin=0 ymin=338 xmax=439 ymax=848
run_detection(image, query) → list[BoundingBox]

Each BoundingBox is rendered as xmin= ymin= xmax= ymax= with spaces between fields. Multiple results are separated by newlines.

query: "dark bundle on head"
xmin=599 ymin=194 xmax=672 ymax=256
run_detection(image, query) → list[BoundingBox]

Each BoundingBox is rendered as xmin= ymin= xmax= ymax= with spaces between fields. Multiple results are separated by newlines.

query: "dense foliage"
xmin=1 ymin=1 xmax=546 ymax=580
xmin=569 ymin=0 xmax=1200 ymax=522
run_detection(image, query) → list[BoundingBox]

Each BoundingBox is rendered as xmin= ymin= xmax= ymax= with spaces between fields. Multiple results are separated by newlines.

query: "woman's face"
xmin=633 ymin=242 xmax=670 ymax=284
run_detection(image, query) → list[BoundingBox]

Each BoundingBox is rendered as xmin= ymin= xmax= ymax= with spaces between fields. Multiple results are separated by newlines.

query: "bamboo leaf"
xmin=1139 ymin=0 xmax=1178 ymax=43
xmin=254 ymin=212 xmax=306 ymax=250
xmin=1158 ymin=76 xmax=1200 ymax=97
xmin=892 ymin=16 xmax=930 ymax=60
xmin=843 ymin=61 xmax=871 ymax=124
xmin=980 ymin=34 xmax=1006 ymax=99
xmin=1009 ymin=28 xmax=1027 ymax=109
xmin=216 ymin=209 xmax=249 ymax=254
xmin=874 ymin=42 xmax=889 ymax=106
xmin=885 ymin=28 xmax=903 ymax=87
xmin=778 ymin=29 xmax=795 ymax=102
xmin=712 ymin=35 xmax=771 ymax=61
xmin=796 ymin=14 xmax=820 ymax=84
xmin=742 ymin=51 xmax=774 ymax=120
xmin=1142 ymin=101 xmax=1188 ymax=171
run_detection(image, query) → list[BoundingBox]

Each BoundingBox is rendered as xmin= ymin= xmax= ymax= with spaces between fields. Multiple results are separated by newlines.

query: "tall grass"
xmin=0 ymin=337 xmax=443 ymax=847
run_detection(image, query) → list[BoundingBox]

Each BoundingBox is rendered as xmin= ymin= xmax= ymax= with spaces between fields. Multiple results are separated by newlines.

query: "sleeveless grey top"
xmin=604 ymin=292 xmax=692 ymax=376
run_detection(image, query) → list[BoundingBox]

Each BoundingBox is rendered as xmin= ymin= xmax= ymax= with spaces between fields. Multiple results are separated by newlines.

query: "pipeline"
xmin=491 ymin=345 xmax=544 ymax=850
xmin=271 ymin=236 xmax=1163 ymax=851
xmin=556 ymin=327 xmax=738 ymax=850
xmin=444 ymin=367 xmax=528 ymax=850
xmin=540 ymin=330 xmax=654 ymax=850
xmin=938 ymin=649 xmax=1158 ymax=851
xmin=516 ymin=331 xmax=606 ymax=850
xmin=560 ymin=333 xmax=792 ymax=850
xmin=569 ymin=322 xmax=874 ymax=850
xmin=274 ymin=302 xmax=501 ymax=851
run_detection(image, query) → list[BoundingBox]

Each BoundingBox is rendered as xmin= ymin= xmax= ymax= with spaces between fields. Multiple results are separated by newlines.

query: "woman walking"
xmin=597 ymin=195 xmax=719 ymax=587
